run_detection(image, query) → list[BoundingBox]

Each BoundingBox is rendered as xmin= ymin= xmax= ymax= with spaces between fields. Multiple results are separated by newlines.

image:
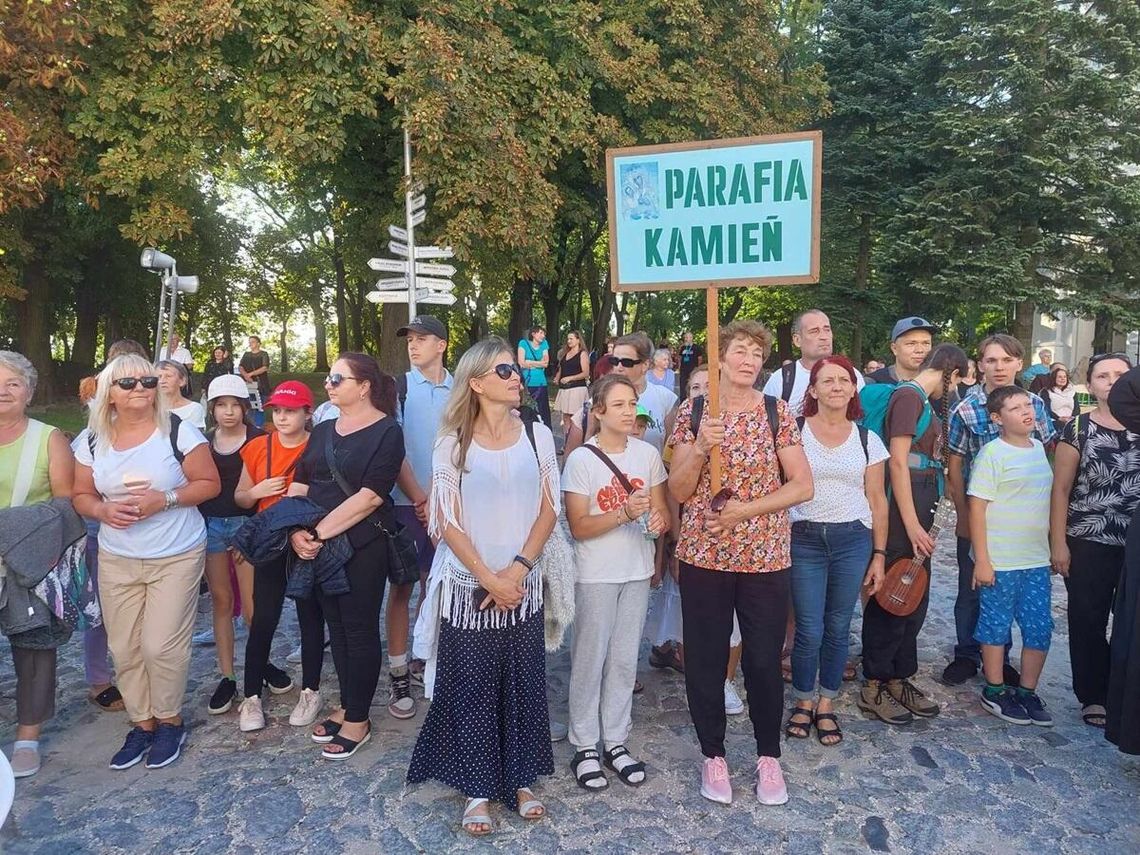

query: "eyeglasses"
xmin=325 ymin=373 xmax=359 ymax=387
xmin=710 ymin=487 xmax=734 ymax=513
xmin=608 ymin=356 xmax=643 ymax=368
xmin=481 ymin=363 xmax=522 ymax=381
xmin=113 ymin=376 xmax=159 ymax=391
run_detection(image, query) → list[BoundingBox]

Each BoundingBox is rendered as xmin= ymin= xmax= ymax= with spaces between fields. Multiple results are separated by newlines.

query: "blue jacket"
xmin=230 ymin=497 xmax=353 ymax=599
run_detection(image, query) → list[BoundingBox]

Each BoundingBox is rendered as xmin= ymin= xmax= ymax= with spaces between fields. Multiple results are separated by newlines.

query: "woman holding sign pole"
xmin=668 ymin=320 xmax=813 ymax=807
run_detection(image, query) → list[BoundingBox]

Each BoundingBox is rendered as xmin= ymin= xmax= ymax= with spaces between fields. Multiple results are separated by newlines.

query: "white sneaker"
xmin=239 ymin=695 xmax=266 ymax=732
xmin=289 ymin=688 xmax=322 ymax=727
xmin=286 ymin=644 xmax=303 ymax=665
xmin=724 ymin=680 xmax=745 ymax=715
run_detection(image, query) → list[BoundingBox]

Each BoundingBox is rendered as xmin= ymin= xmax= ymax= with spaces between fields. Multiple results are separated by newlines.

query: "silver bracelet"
xmin=164 ymin=490 xmax=179 ymax=512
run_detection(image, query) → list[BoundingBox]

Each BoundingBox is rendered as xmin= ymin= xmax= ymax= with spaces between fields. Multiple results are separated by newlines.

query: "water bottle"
xmin=638 ymin=512 xmax=658 ymax=541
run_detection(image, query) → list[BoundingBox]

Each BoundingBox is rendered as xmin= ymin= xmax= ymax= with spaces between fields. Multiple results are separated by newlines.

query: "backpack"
xmin=88 ymin=413 xmax=185 ymax=463
xmin=396 ymin=372 xmax=409 ymax=419
xmin=857 ymin=381 xmax=939 ymax=473
xmin=779 ymin=361 xmax=797 ymax=402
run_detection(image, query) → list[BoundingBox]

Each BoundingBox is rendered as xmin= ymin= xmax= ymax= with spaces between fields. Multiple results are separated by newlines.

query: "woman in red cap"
xmin=232 ymin=380 xmax=323 ymax=732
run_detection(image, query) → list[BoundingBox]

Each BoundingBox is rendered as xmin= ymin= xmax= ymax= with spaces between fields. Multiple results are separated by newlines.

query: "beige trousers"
xmin=98 ymin=544 xmax=205 ymax=721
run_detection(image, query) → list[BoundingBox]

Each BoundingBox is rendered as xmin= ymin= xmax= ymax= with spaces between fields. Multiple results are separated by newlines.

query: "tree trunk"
xmin=720 ymin=291 xmax=744 ymax=325
xmin=333 ymin=248 xmax=350 ymax=355
xmin=1093 ymin=310 xmax=1115 ymax=354
xmin=775 ymin=321 xmax=794 ymax=363
xmin=509 ymin=275 xmax=534 ymax=347
xmin=15 ymin=259 xmax=57 ymax=402
xmin=614 ymin=292 xmax=632 ymax=336
xmin=349 ymin=275 xmax=365 ymax=351
xmin=1011 ymin=299 xmax=1036 ymax=357
xmin=366 ymin=301 xmax=382 ymax=355
xmin=850 ymin=211 xmax=873 ymax=365
xmin=278 ymin=314 xmax=291 ymax=373
xmin=379 ymin=305 xmax=410 ymax=376
xmin=72 ymin=284 xmax=100 ymax=368
xmin=539 ymin=279 xmax=561 ymax=344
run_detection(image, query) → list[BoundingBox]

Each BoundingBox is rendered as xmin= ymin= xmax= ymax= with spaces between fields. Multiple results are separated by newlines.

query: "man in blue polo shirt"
xmin=387 ymin=314 xmax=453 ymax=720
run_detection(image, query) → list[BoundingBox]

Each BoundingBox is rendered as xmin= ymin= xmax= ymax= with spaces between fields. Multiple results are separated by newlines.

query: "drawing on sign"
xmin=620 ymin=163 xmax=660 ymax=221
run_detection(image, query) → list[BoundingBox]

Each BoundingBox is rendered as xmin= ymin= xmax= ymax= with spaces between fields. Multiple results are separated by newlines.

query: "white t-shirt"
xmin=74 ymin=423 xmax=208 ymax=559
xmin=161 ymin=345 xmax=194 ymax=368
xmin=763 ymin=360 xmax=866 ymax=418
xmin=790 ymin=421 xmax=888 ymax=528
xmin=572 ymin=382 xmax=677 ymax=453
xmin=562 ymin=436 xmax=667 ymax=584
xmin=173 ymin=401 xmax=206 ymax=430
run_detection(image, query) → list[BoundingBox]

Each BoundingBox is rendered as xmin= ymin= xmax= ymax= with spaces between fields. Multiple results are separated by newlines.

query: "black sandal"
xmin=321 ymin=723 xmax=371 ymax=760
xmin=310 ymin=718 xmax=342 ymax=744
xmin=89 ymin=685 xmax=125 ymax=711
xmin=814 ymin=712 xmax=843 ymax=746
xmin=571 ymin=749 xmax=609 ymax=790
xmin=603 ymin=745 xmax=646 ymax=787
xmin=785 ymin=707 xmax=813 ymax=739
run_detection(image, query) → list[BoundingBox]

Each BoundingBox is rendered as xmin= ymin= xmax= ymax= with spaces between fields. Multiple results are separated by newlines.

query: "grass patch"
xmin=28 ymin=402 xmax=88 ymax=436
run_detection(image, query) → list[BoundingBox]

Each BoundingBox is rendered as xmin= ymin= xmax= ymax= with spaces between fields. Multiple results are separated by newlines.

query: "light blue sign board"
xmin=606 ymin=133 xmax=821 ymax=291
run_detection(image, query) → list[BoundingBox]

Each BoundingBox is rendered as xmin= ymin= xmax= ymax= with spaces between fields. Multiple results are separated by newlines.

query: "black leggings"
xmin=244 ymin=556 xmax=325 ymax=697
xmin=317 ymin=536 xmax=389 ymax=723
xmin=1064 ymin=537 xmax=1125 ymax=707
xmin=680 ymin=561 xmax=789 ymax=759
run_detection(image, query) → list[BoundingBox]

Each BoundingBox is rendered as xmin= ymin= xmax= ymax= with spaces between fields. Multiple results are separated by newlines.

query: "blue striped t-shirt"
xmin=967 ymin=437 xmax=1053 ymax=571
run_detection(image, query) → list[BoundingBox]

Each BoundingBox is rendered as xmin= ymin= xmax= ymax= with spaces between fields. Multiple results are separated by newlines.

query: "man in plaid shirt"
xmin=943 ymin=334 xmax=1058 ymax=686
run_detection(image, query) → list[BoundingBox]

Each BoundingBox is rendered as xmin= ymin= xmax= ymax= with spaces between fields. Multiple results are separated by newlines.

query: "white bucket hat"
xmin=207 ymin=373 xmax=251 ymax=401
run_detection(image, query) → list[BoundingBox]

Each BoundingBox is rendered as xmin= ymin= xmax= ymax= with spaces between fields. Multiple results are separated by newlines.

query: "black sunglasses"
xmin=324 ymin=373 xmax=359 ymax=387
xmin=1089 ymin=352 xmax=1131 ymax=366
xmin=608 ymin=356 xmax=643 ymax=368
xmin=482 ymin=363 xmax=522 ymax=381
xmin=113 ymin=376 xmax=159 ymax=391
xmin=710 ymin=487 xmax=734 ymax=513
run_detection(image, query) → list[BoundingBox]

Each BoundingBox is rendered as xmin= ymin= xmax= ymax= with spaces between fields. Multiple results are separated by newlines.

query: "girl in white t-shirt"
xmin=787 ymin=356 xmax=889 ymax=746
xmin=562 ymin=375 xmax=668 ymax=791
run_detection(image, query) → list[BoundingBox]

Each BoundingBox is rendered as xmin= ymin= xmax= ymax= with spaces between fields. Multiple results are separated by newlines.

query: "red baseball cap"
xmin=264 ymin=380 xmax=314 ymax=410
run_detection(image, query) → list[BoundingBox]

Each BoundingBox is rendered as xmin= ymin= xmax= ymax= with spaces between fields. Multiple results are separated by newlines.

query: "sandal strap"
xmin=572 ymin=748 xmax=600 ymax=764
xmin=603 ymin=745 xmax=630 ymax=761
xmin=814 ymin=712 xmax=839 ymax=724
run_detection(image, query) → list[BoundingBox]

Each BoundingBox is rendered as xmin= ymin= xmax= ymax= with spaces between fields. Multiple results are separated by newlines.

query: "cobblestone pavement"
xmin=2 ymin=536 xmax=1139 ymax=854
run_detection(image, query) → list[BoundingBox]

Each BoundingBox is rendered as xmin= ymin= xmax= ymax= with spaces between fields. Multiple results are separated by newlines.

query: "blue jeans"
xmin=790 ymin=520 xmax=871 ymax=700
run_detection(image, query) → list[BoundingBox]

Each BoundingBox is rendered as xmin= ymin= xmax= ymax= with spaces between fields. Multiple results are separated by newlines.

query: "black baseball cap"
xmin=890 ymin=316 xmax=937 ymax=341
xmin=397 ymin=315 xmax=448 ymax=340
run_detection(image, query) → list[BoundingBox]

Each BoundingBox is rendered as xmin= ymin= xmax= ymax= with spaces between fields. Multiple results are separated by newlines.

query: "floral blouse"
xmin=669 ymin=395 xmax=800 ymax=573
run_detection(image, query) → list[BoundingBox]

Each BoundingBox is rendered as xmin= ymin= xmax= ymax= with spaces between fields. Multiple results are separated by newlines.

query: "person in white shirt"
xmin=160 ymin=333 xmax=194 ymax=372
xmin=563 ymin=375 xmax=668 ymax=790
xmin=156 ymin=360 xmax=206 ymax=429
xmin=763 ymin=310 xmax=864 ymax=416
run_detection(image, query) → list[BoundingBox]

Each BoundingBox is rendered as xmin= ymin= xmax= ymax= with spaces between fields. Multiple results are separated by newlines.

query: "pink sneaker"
xmin=754 ymin=756 xmax=788 ymax=805
xmin=700 ymin=756 xmax=732 ymax=804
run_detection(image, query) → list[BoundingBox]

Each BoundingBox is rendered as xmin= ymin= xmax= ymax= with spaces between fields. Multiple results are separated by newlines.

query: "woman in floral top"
xmin=668 ymin=320 xmax=813 ymax=808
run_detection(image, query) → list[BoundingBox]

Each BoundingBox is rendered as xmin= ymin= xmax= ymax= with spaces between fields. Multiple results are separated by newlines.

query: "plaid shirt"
xmin=948 ymin=383 xmax=1057 ymax=479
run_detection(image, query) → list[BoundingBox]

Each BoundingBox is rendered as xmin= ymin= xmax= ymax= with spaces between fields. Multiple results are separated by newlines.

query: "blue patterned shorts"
xmin=974 ymin=566 xmax=1054 ymax=651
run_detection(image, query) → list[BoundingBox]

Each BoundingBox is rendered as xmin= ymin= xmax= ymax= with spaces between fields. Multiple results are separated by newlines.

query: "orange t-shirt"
xmin=239 ymin=432 xmax=308 ymax=511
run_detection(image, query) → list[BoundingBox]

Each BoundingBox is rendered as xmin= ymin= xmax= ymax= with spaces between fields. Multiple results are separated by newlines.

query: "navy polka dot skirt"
xmin=407 ymin=606 xmax=553 ymax=808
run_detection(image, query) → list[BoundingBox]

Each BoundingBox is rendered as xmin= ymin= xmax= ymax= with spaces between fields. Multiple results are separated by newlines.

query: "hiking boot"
xmin=940 ymin=657 xmax=978 ymax=686
xmin=208 ymin=677 xmax=237 ymax=715
xmin=857 ymin=679 xmax=913 ymax=725
xmin=887 ymin=679 xmax=940 ymax=718
xmin=388 ymin=669 xmax=416 ymax=720
xmin=980 ymin=688 xmax=1031 ymax=725
xmin=1017 ymin=690 xmax=1053 ymax=727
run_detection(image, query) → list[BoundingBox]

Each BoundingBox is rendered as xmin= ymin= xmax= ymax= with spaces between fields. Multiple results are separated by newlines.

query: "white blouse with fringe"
xmin=412 ymin=421 xmax=560 ymax=698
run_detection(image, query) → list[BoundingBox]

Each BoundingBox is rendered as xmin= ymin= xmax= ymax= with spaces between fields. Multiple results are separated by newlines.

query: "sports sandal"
xmin=320 ymin=724 xmax=371 ymax=760
xmin=603 ymin=745 xmax=646 ymax=787
xmin=516 ymin=788 xmax=545 ymax=820
xmin=310 ymin=718 xmax=342 ymax=744
xmin=1081 ymin=704 xmax=1107 ymax=728
xmin=814 ymin=712 xmax=843 ymax=746
xmin=785 ymin=707 xmax=813 ymax=739
xmin=89 ymin=685 xmax=126 ymax=712
xmin=462 ymin=798 xmax=492 ymax=837
xmin=571 ymin=748 xmax=609 ymax=790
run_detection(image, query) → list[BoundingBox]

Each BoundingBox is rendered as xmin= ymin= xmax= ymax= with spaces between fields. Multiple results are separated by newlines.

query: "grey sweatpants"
xmin=568 ymin=580 xmax=651 ymax=749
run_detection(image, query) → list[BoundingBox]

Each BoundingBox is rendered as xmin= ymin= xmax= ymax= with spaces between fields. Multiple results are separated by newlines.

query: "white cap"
xmin=207 ymin=374 xmax=251 ymax=401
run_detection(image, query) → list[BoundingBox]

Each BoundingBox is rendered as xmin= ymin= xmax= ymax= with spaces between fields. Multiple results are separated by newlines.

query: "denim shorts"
xmin=974 ymin=566 xmax=1054 ymax=651
xmin=205 ymin=515 xmax=248 ymax=555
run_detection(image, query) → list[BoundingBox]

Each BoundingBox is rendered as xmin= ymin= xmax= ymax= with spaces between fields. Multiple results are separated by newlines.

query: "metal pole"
xmin=165 ymin=262 xmax=179 ymax=361
xmin=404 ymin=125 xmax=417 ymax=321
xmin=153 ymin=273 xmax=169 ymax=359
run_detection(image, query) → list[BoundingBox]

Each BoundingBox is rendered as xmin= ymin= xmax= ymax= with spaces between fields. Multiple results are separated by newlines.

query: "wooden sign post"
xmin=605 ymin=132 xmax=823 ymax=493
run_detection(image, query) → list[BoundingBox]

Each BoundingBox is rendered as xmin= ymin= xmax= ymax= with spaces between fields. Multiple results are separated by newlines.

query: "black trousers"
xmin=861 ymin=473 xmax=939 ymax=682
xmin=317 ymin=536 xmax=389 ymax=722
xmin=1064 ymin=536 xmax=1125 ymax=708
xmin=680 ymin=561 xmax=789 ymax=759
xmin=244 ymin=556 xmax=325 ymax=697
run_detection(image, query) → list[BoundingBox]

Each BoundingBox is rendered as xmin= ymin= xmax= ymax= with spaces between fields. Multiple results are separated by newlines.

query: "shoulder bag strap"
xmin=582 ymin=443 xmax=636 ymax=494
xmin=265 ymin=432 xmax=273 ymax=481
xmin=781 ymin=361 xmax=796 ymax=401
xmin=9 ymin=420 xmax=47 ymax=507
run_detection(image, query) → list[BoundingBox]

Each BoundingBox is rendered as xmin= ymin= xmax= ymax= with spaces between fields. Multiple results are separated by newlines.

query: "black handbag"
xmin=322 ymin=440 xmax=421 ymax=585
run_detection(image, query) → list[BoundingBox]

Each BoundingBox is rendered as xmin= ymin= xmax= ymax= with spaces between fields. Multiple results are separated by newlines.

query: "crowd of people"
xmin=1 ymin=309 xmax=1139 ymax=836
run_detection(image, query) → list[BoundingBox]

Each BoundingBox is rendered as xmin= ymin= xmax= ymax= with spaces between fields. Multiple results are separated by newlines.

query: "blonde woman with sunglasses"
xmin=73 ymin=355 xmax=220 ymax=771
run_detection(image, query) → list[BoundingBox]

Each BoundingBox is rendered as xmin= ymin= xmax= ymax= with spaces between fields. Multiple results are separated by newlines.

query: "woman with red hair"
xmin=785 ymin=356 xmax=889 ymax=746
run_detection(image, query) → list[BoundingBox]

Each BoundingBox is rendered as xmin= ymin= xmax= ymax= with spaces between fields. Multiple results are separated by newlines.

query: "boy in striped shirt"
xmin=968 ymin=385 xmax=1056 ymax=726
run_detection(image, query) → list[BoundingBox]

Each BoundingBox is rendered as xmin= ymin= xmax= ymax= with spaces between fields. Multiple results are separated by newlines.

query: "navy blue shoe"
xmin=980 ymin=688 xmax=1031 ymax=725
xmin=145 ymin=723 xmax=188 ymax=768
xmin=109 ymin=727 xmax=154 ymax=770
xmin=1018 ymin=691 xmax=1054 ymax=727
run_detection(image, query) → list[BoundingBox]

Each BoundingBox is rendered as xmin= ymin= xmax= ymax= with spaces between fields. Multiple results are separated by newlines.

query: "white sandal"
xmin=462 ymin=798 xmax=492 ymax=837
xmin=517 ymin=788 xmax=545 ymax=820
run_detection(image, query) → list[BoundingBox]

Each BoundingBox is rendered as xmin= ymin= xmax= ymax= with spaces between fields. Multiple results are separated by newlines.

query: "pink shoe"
xmin=700 ymin=756 xmax=732 ymax=804
xmin=754 ymin=756 xmax=788 ymax=805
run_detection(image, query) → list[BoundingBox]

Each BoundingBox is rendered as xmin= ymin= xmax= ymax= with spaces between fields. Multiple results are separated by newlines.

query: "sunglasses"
xmin=710 ymin=487 xmax=734 ymax=513
xmin=1089 ymin=352 xmax=1131 ymax=367
xmin=608 ymin=356 xmax=643 ymax=368
xmin=482 ymin=363 xmax=522 ymax=380
xmin=324 ymin=373 xmax=359 ymax=387
xmin=113 ymin=376 xmax=159 ymax=391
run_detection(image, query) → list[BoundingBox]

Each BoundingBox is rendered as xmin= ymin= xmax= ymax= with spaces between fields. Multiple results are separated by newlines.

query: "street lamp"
xmin=141 ymin=248 xmax=200 ymax=358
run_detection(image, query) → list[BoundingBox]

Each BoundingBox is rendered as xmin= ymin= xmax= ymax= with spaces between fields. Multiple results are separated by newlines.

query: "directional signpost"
xmin=366 ymin=129 xmax=457 ymax=317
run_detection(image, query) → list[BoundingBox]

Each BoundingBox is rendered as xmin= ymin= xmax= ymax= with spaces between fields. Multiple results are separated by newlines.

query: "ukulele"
xmin=874 ymin=497 xmax=955 ymax=617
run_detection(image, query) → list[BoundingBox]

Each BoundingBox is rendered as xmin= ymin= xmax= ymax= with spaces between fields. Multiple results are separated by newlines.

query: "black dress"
xmin=1106 ymin=367 xmax=1140 ymax=754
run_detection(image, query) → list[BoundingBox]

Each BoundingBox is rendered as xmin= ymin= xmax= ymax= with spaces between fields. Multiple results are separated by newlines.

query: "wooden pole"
xmin=706 ymin=286 xmax=721 ymax=494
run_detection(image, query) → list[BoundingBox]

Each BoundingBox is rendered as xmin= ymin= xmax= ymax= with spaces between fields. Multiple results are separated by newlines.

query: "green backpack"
xmin=858 ymin=381 xmax=938 ymax=471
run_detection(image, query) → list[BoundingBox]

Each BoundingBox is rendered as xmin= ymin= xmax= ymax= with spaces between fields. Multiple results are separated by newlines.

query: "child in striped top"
xmin=968 ymin=385 xmax=1056 ymax=726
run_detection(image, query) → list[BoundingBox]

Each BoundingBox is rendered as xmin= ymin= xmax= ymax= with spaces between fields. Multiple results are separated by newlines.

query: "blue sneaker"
xmin=980 ymin=688 xmax=1031 ymax=725
xmin=109 ymin=727 xmax=154 ymax=769
xmin=1017 ymin=691 xmax=1054 ymax=727
xmin=145 ymin=723 xmax=187 ymax=769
